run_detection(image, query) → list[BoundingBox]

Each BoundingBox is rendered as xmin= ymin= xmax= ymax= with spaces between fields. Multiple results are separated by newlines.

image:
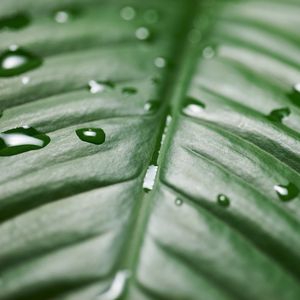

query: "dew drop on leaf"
xmin=135 ymin=26 xmax=151 ymax=41
xmin=287 ymin=83 xmax=300 ymax=108
xmin=175 ymin=198 xmax=183 ymax=206
xmin=217 ymin=194 xmax=230 ymax=208
xmin=274 ymin=183 xmax=299 ymax=202
xmin=182 ymin=97 xmax=205 ymax=117
xmin=0 ymin=13 xmax=30 ymax=30
xmin=0 ymin=126 xmax=50 ymax=156
xmin=267 ymin=107 xmax=290 ymax=123
xmin=202 ymin=46 xmax=216 ymax=59
xmin=154 ymin=57 xmax=167 ymax=68
xmin=76 ymin=128 xmax=106 ymax=145
xmin=120 ymin=6 xmax=136 ymax=21
xmin=21 ymin=76 xmax=30 ymax=85
xmin=0 ymin=46 xmax=42 ymax=77
xmin=144 ymin=100 xmax=161 ymax=114
xmin=53 ymin=7 xmax=80 ymax=23
xmin=122 ymin=87 xmax=137 ymax=95
xmin=88 ymin=80 xmax=114 ymax=94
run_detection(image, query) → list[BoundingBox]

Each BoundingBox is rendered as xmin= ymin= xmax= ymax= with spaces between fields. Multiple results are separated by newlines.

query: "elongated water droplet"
xmin=182 ymin=97 xmax=205 ymax=117
xmin=88 ymin=80 xmax=114 ymax=94
xmin=122 ymin=87 xmax=137 ymax=95
xmin=144 ymin=9 xmax=159 ymax=24
xmin=135 ymin=26 xmax=151 ymax=41
xmin=154 ymin=57 xmax=166 ymax=68
xmin=274 ymin=183 xmax=299 ymax=202
xmin=0 ymin=126 xmax=50 ymax=156
xmin=287 ymin=83 xmax=300 ymax=108
xmin=0 ymin=47 xmax=42 ymax=77
xmin=144 ymin=100 xmax=161 ymax=114
xmin=175 ymin=198 xmax=183 ymax=206
xmin=217 ymin=194 xmax=230 ymax=208
xmin=267 ymin=107 xmax=290 ymax=123
xmin=0 ymin=13 xmax=30 ymax=30
xmin=143 ymin=165 xmax=158 ymax=192
xmin=96 ymin=270 xmax=131 ymax=300
xmin=76 ymin=128 xmax=105 ymax=145
xmin=120 ymin=6 xmax=136 ymax=21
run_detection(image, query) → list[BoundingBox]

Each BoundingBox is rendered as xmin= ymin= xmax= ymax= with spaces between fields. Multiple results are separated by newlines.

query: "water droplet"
xmin=0 ymin=126 xmax=50 ymax=156
xmin=144 ymin=9 xmax=159 ymax=24
xmin=96 ymin=270 xmax=130 ymax=300
xmin=287 ymin=83 xmax=300 ymax=108
xmin=182 ymin=97 xmax=206 ymax=117
xmin=76 ymin=128 xmax=105 ymax=145
xmin=0 ymin=13 xmax=30 ymax=30
xmin=0 ymin=47 xmax=42 ymax=77
xmin=21 ymin=76 xmax=30 ymax=85
xmin=188 ymin=28 xmax=202 ymax=44
xmin=202 ymin=46 xmax=216 ymax=59
xmin=53 ymin=7 xmax=80 ymax=23
xmin=143 ymin=165 xmax=158 ymax=192
xmin=175 ymin=198 xmax=183 ymax=206
xmin=135 ymin=26 xmax=151 ymax=41
xmin=267 ymin=107 xmax=290 ymax=123
xmin=120 ymin=6 xmax=136 ymax=21
xmin=144 ymin=100 xmax=161 ymax=114
xmin=154 ymin=57 xmax=166 ymax=68
xmin=122 ymin=87 xmax=137 ymax=95
xmin=217 ymin=194 xmax=230 ymax=208
xmin=274 ymin=183 xmax=299 ymax=202
xmin=88 ymin=80 xmax=114 ymax=94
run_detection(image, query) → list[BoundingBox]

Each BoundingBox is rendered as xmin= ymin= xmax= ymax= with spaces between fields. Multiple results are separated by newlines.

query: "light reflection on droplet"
xmin=175 ymin=198 xmax=183 ymax=206
xmin=21 ymin=76 xmax=30 ymax=85
xmin=143 ymin=165 xmax=158 ymax=192
xmin=96 ymin=270 xmax=131 ymax=300
xmin=54 ymin=11 xmax=70 ymax=23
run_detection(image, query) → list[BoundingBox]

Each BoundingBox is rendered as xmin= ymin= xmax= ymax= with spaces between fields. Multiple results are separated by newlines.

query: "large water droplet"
xmin=144 ymin=9 xmax=159 ymax=24
xmin=175 ymin=198 xmax=183 ymax=206
xmin=143 ymin=165 xmax=158 ymax=192
xmin=0 ymin=126 xmax=50 ymax=156
xmin=144 ymin=100 xmax=161 ymax=114
xmin=217 ymin=194 xmax=230 ymax=208
xmin=274 ymin=183 xmax=299 ymax=202
xmin=182 ymin=97 xmax=206 ymax=117
xmin=154 ymin=57 xmax=167 ymax=68
xmin=267 ymin=107 xmax=290 ymax=123
xmin=287 ymin=83 xmax=300 ymax=108
xmin=88 ymin=80 xmax=114 ymax=94
xmin=0 ymin=46 xmax=42 ymax=77
xmin=0 ymin=13 xmax=30 ymax=30
xmin=96 ymin=270 xmax=130 ymax=300
xmin=76 ymin=128 xmax=105 ymax=145
xmin=122 ymin=87 xmax=137 ymax=95
xmin=120 ymin=6 xmax=136 ymax=21
xmin=135 ymin=26 xmax=151 ymax=41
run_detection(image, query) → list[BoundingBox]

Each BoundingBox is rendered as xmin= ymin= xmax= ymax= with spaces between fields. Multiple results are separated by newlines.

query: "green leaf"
xmin=0 ymin=0 xmax=300 ymax=299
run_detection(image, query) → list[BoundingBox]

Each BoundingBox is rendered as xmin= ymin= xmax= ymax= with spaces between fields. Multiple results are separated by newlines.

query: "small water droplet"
xmin=0 ymin=13 xmax=30 ymax=30
xmin=217 ymin=194 xmax=230 ymax=208
xmin=76 ymin=128 xmax=105 ymax=145
xmin=287 ymin=83 xmax=300 ymax=108
xmin=88 ymin=80 xmax=114 ymax=94
xmin=0 ymin=47 xmax=42 ymax=77
xmin=154 ymin=57 xmax=166 ymax=68
xmin=267 ymin=107 xmax=290 ymax=123
xmin=188 ymin=28 xmax=202 ymax=44
xmin=144 ymin=100 xmax=161 ymax=114
xmin=143 ymin=165 xmax=158 ymax=192
xmin=120 ymin=6 xmax=136 ymax=21
xmin=96 ymin=270 xmax=130 ymax=300
xmin=135 ymin=26 xmax=151 ymax=41
xmin=202 ymin=46 xmax=216 ymax=59
xmin=53 ymin=7 xmax=80 ymax=23
xmin=122 ymin=87 xmax=137 ymax=95
xmin=175 ymin=198 xmax=183 ymax=206
xmin=274 ymin=183 xmax=299 ymax=202
xmin=0 ymin=126 xmax=50 ymax=156
xmin=182 ymin=97 xmax=206 ymax=117
xmin=21 ymin=76 xmax=30 ymax=85
xmin=144 ymin=9 xmax=159 ymax=24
